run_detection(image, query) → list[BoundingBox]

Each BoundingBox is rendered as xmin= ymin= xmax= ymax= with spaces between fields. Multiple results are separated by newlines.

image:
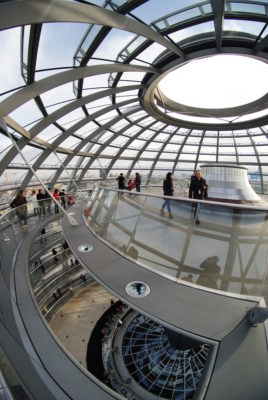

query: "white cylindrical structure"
xmin=200 ymin=164 xmax=261 ymax=203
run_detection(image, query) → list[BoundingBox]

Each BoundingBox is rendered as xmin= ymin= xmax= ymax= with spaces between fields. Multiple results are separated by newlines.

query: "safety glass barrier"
xmin=0 ymin=197 xmax=123 ymax=400
xmin=84 ymin=186 xmax=268 ymax=300
xmin=0 ymin=193 xmax=78 ymax=262
xmin=0 ymin=346 xmax=31 ymax=400
xmin=0 ymin=205 xmax=64 ymax=399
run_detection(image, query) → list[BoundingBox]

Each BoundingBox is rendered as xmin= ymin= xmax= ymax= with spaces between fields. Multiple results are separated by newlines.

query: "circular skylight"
xmin=159 ymin=55 xmax=268 ymax=109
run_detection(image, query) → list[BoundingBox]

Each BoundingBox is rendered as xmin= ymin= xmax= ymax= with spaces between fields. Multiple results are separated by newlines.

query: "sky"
xmin=159 ymin=55 xmax=268 ymax=109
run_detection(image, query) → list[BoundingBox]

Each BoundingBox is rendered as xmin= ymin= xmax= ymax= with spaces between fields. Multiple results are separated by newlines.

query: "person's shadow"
xmin=196 ymin=256 xmax=221 ymax=289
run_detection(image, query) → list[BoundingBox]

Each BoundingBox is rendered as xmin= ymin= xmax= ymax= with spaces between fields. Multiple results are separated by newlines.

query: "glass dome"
xmin=0 ymin=0 xmax=268 ymax=192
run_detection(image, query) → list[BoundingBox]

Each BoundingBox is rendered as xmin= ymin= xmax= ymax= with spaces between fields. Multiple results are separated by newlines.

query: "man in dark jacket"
xmin=189 ymin=170 xmax=208 ymax=224
xmin=116 ymin=173 xmax=125 ymax=195
xmin=36 ymin=189 xmax=45 ymax=216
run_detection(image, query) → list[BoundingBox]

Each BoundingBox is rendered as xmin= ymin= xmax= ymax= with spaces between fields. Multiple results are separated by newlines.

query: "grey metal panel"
xmin=0 ymin=218 xmax=87 ymax=399
xmin=10 ymin=215 xmax=122 ymax=400
xmin=63 ymin=201 xmax=258 ymax=341
xmin=205 ymin=318 xmax=268 ymax=400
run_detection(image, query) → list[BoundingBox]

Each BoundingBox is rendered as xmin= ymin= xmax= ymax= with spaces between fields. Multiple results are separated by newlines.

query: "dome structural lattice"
xmin=0 ymin=0 xmax=267 ymax=192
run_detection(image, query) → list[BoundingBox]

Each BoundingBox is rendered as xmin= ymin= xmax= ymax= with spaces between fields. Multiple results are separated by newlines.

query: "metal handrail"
xmin=96 ymin=181 xmax=268 ymax=211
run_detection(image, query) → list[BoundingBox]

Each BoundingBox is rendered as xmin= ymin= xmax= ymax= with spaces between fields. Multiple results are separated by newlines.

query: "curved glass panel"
xmin=84 ymin=185 xmax=268 ymax=300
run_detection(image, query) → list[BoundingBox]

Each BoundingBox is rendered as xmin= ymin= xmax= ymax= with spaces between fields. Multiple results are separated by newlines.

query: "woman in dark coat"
xmin=160 ymin=172 xmax=174 ymax=218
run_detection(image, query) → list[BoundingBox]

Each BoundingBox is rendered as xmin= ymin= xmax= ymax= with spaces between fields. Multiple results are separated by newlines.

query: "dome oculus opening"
xmin=158 ymin=55 xmax=268 ymax=109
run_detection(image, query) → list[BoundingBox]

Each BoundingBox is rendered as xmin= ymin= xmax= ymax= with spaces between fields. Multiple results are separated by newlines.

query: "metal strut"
xmin=53 ymin=150 xmax=80 ymax=192
xmin=1 ymin=118 xmax=79 ymax=226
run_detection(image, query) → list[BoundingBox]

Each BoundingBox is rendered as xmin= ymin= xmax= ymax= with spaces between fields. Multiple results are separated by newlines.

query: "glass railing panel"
xmin=0 ymin=210 xmax=22 ymax=309
xmin=0 ymin=347 xmax=31 ymax=400
xmin=0 ymin=212 xmax=19 ymax=267
xmin=85 ymin=187 xmax=104 ymax=234
xmin=97 ymin=190 xmax=146 ymax=252
xmin=126 ymin=196 xmax=194 ymax=278
xmin=85 ymin=186 xmax=268 ymax=299
xmin=194 ymin=202 xmax=234 ymax=227
xmin=1 ymin=196 xmax=117 ymax=398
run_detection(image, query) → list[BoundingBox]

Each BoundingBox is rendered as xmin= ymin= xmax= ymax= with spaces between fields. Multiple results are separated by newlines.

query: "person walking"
xmin=53 ymin=188 xmax=60 ymax=213
xmin=189 ymin=169 xmax=208 ymax=225
xmin=134 ymin=172 xmax=141 ymax=192
xmin=40 ymin=228 xmax=47 ymax=243
xmin=160 ymin=172 xmax=174 ymax=219
xmin=52 ymin=247 xmax=58 ymax=263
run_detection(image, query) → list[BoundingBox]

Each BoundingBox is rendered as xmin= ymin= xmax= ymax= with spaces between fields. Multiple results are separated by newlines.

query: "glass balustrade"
xmin=0 ymin=194 xmax=122 ymax=398
xmin=84 ymin=184 xmax=268 ymax=301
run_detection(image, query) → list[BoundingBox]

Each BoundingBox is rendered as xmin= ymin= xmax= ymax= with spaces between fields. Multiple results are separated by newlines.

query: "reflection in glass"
xmin=85 ymin=187 xmax=268 ymax=299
